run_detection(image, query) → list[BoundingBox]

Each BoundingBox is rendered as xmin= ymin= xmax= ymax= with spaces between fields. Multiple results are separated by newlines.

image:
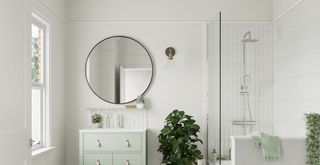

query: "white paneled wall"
xmin=208 ymin=23 xmax=273 ymax=159
xmin=273 ymin=0 xmax=320 ymax=137
xmin=65 ymin=23 xmax=207 ymax=165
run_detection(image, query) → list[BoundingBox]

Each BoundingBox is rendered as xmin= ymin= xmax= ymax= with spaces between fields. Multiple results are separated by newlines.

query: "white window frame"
xmin=31 ymin=13 xmax=51 ymax=152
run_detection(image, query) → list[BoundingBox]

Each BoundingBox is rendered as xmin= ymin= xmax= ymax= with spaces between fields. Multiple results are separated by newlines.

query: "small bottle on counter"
xmin=119 ymin=115 xmax=123 ymax=128
xmin=112 ymin=114 xmax=123 ymax=128
xmin=105 ymin=113 xmax=112 ymax=128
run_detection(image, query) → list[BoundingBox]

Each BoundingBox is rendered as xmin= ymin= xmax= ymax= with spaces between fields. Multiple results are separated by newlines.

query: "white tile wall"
xmin=273 ymin=0 xmax=320 ymax=136
xmin=208 ymin=23 xmax=273 ymax=159
xmin=208 ymin=0 xmax=320 ymax=161
xmin=86 ymin=108 xmax=148 ymax=129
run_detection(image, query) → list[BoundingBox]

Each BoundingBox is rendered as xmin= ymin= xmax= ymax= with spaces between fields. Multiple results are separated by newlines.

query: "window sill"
xmin=32 ymin=147 xmax=55 ymax=157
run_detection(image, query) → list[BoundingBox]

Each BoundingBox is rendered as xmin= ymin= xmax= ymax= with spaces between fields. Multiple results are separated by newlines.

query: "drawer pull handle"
xmin=96 ymin=140 xmax=101 ymax=147
xmin=96 ymin=160 xmax=100 ymax=165
xmin=125 ymin=160 xmax=129 ymax=165
xmin=125 ymin=139 xmax=130 ymax=147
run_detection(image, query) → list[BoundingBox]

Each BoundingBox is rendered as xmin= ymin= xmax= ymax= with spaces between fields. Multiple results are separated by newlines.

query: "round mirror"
xmin=85 ymin=36 xmax=154 ymax=104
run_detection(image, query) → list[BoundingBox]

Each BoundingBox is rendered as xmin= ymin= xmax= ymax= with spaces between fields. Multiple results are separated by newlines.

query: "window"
xmin=31 ymin=15 xmax=50 ymax=151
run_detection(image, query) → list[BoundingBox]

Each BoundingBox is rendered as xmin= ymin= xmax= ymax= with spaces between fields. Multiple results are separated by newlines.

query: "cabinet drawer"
xmin=113 ymin=154 xmax=141 ymax=165
xmin=83 ymin=154 xmax=112 ymax=165
xmin=83 ymin=133 xmax=142 ymax=152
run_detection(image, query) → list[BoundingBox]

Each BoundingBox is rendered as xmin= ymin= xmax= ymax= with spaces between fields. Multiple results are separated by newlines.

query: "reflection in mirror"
xmin=85 ymin=36 xmax=153 ymax=104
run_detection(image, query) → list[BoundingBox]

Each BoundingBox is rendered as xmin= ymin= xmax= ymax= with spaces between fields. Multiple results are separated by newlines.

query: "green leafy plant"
xmin=92 ymin=114 xmax=102 ymax=124
xmin=158 ymin=110 xmax=203 ymax=165
xmin=305 ymin=113 xmax=320 ymax=165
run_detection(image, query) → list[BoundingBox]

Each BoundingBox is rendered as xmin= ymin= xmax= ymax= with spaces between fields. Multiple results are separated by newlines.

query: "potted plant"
xmin=136 ymin=95 xmax=145 ymax=109
xmin=158 ymin=110 xmax=203 ymax=165
xmin=305 ymin=113 xmax=320 ymax=165
xmin=92 ymin=113 xmax=102 ymax=128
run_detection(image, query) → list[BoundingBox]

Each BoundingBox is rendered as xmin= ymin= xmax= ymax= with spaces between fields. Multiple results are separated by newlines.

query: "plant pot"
xmin=93 ymin=123 xmax=102 ymax=128
xmin=136 ymin=103 xmax=144 ymax=109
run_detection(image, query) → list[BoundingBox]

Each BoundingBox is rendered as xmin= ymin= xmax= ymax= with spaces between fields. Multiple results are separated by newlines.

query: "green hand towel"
xmin=251 ymin=132 xmax=281 ymax=160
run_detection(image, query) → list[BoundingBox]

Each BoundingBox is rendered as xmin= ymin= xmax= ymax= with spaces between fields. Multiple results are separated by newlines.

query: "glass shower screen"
xmin=207 ymin=12 xmax=274 ymax=165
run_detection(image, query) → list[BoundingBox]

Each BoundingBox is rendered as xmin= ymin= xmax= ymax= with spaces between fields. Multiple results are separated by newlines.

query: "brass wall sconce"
xmin=165 ymin=47 xmax=176 ymax=60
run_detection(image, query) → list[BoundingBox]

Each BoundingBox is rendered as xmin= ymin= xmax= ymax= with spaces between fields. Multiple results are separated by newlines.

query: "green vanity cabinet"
xmin=113 ymin=154 xmax=142 ymax=165
xmin=83 ymin=154 xmax=112 ymax=165
xmin=80 ymin=129 xmax=147 ymax=165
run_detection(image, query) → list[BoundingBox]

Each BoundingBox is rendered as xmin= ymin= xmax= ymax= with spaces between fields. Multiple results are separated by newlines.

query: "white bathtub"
xmin=221 ymin=160 xmax=231 ymax=165
xmin=208 ymin=160 xmax=231 ymax=165
xmin=231 ymin=136 xmax=306 ymax=165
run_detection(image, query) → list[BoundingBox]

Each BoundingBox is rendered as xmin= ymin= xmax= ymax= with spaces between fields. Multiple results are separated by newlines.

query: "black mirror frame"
xmin=85 ymin=35 xmax=154 ymax=105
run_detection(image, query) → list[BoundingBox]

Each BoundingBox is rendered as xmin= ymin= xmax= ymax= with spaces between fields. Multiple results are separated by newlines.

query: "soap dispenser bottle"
xmin=105 ymin=113 xmax=111 ymax=128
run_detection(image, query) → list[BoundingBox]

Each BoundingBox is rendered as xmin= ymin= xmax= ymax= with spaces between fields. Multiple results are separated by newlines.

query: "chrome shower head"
xmin=242 ymin=31 xmax=259 ymax=43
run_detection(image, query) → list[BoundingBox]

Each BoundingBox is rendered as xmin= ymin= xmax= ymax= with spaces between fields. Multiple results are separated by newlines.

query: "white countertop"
xmin=79 ymin=128 xmax=147 ymax=133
